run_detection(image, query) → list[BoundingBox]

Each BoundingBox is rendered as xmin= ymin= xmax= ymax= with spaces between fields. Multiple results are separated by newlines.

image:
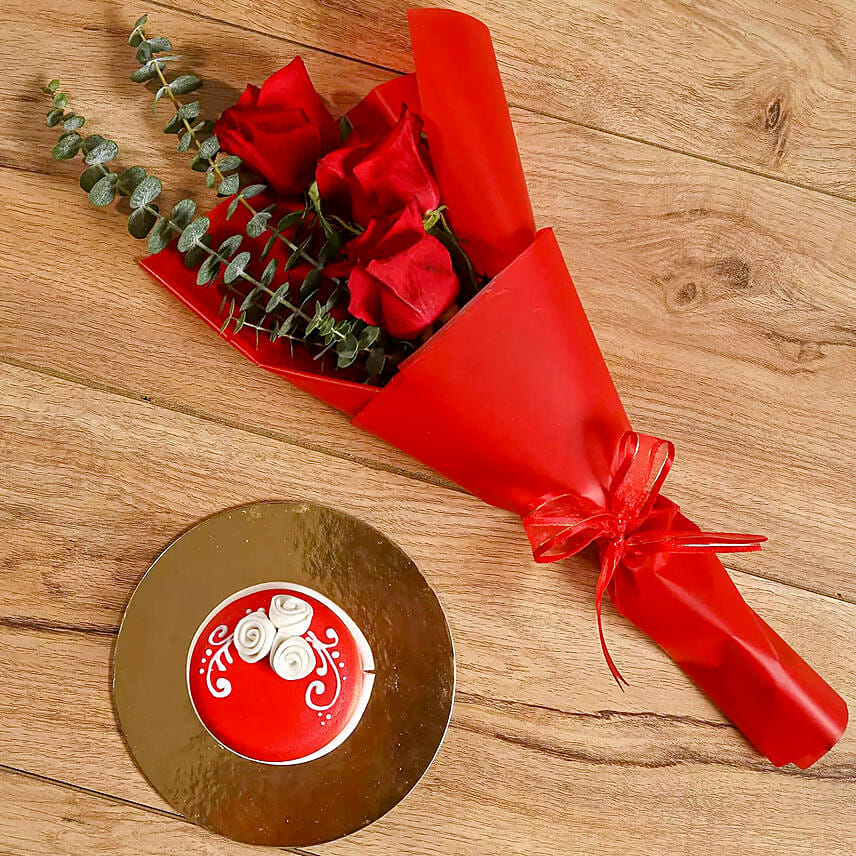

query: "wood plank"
xmin=1 ymin=362 xmax=855 ymax=852
xmin=0 ymin=360 xmax=852 ymax=728
xmin=150 ymin=0 xmax=856 ymax=198
xmin=0 ymin=768 xmax=287 ymax=855
xmin=3 ymin=0 xmax=855 ymax=598
xmin=1 ymin=624 xmax=855 ymax=856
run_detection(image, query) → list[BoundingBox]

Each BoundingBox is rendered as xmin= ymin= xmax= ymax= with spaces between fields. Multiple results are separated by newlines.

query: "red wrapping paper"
xmin=142 ymin=9 xmax=847 ymax=767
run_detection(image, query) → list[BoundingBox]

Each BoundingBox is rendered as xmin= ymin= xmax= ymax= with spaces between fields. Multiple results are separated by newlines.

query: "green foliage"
xmin=129 ymin=175 xmax=162 ymax=209
xmin=128 ymin=204 xmax=158 ymax=238
xmin=41 ymin=18 xmax=487 ymax=383
xmin=176 ymin=216 xmax=210 ymax=252
xmin=116 ymin=166 xmax=147 ymax=195
xmin=84 ymin=139 xmax=118 ymax=165
xmin=88 ymin=173 xmax=117 ymax=206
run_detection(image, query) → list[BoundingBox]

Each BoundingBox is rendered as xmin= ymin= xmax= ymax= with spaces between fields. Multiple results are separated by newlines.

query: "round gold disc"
xmin=113 ymin=501 xmax=455 ymax=846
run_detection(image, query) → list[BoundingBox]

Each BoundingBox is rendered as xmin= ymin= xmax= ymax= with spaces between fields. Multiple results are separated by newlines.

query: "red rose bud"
xmin=345 ymin=203 xmax=459 ymax=339
xmin=316 ymin=108 xmax=440 ymax=225
xmin=215 ymin=57 xmax=339 ymax=197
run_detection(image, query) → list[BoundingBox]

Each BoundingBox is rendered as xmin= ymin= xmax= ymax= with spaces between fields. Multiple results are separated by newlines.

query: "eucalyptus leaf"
xmin=153 ymin=86 xmax=169 ymax=110
xmin=129 ymin=175 xmax=162 ymax=209
xmin=130 ymin=62 xmax=160 ymax=83
xmin=205 ymin=169 xmax=217 ymax=189
xmin=45 ymin=108 xmax=64 ymax=127
xmin=176 ymin=216 xmax=210 ymax=252
xmin=286 ymin=237 xmax=311 ymax=271
xmin=177 ymin=131 xmax=193 ymax=152
xmin=217 ymin=234 xmax=243 ymax=258
xmin=162 ymin=113 xmax=184 ymax=134
xmin=62 ymin=114 xmax=85 ymax=132
xmin=276 ymin=210 xmax=304 ymax=232
xmin=365 ymin=347 xmax=386 ymax=377
xmin=169 ymin=74 xmax=202 ymax=95
xmin=148 ymin=35 xmax=172 ymax=52
xmin=116 ymin=166 xmax=147 ymax=195
xmin=226 ymin=195 xmax=241 ymax=220
xmin=136 ymin=41 xmax=153 ymax=63
xmin=300 ymin=268 xmax=322 ymax=298
xmin=240 ymin=287 xmax=260 ymax=313
xmin=233 ymin=313 xmax=246 ymax=335
xmin=88 ymin=173 xmax=117 ymax=207
xmin=129 ymin=15 xmax=147 ymax=46
xmin=170 ymin=198 xmax=196 ymax=229
xmin=196 ymin=254 xmax=220 ymax=285
xmin=53 ymin=92 xmax=68 ymax=109
xmin=198 ymin=134 xmax=219 ymax=159
xmin=261 ymin=233 xmax=277 ymax=258
xmin=217 ymin=155 xmax=241 ymax=174
xmin=51 ymin=133 xmax=80 ymax=160
xmin=177 ymin=101 xmax=200 ymax=121
xmin=79 ymin=165 xmax=104 ymax=192
xmin=127 ymin=204 xmax=158 ymax=239
xmin=266 ymin=283 xmax=290 ymax=313
xmin=189 ymin=154 xmax=208 ymax=172
xmin=84 ymin=139 xmax=118 ymax=165
xmin=240 ymin=183 xmax=266 ymax=199
xmin=318 ymin=232 xmax=342 ymax=266
xmin=337 ymin=349 xmax=359 ymax=369
xmin=192 ymin=119 xmax=215 ymax=135
xmin=46 ymin=79 xmax=60 ymax=93
xmin=246 ymin=211 xmax=271 ymax=238
xmin=81 ymin=134 xmax=105 ymax=154
xmin=223 ymin=251 xmax=251 ymax=284
xmin=260 ymin=259 xmax=277 ymax=287
xmin=218 ymin=173 xmax=239 ymax=195
xmin=184 ymin=234 xmax=212 ymax=267
xmin=146 ymin=219 xmax=174 ymax=254
xmin=359 ymin=326 xmax=381 ymax=350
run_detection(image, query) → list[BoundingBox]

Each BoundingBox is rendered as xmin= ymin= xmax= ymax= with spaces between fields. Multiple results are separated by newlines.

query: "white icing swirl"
xmin=233 ymin=612 xmax=276 ymax=664
xmin=268 ymin=595 xmax=313 ymax=636
xmin=270 ymin=632 xmax=316 ymax=681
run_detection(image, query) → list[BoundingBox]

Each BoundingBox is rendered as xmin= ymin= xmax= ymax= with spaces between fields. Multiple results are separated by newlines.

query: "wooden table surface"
xmin=1 ymin=0 xmax=855 ymax=853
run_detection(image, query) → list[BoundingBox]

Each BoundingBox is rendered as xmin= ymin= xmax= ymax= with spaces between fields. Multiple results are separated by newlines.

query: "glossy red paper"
xmin=141 ymin=9 xmax=847 ymax=768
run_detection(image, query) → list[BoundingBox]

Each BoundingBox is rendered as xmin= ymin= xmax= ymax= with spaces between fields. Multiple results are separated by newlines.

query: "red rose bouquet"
xmin=43 ymin=9 xmax=847 ymax=769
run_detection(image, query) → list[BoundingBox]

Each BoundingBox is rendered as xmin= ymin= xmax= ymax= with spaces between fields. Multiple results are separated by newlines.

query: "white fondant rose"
xmin=270 ymin=632 xmax=316 ymax=681
xmin=233 ymin=612 xmax=276 ymax=664
xmin=268 ymin=595 xmax=313 ymax=636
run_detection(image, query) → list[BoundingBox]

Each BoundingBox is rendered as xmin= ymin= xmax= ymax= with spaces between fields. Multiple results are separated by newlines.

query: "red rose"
xmin=215 ymin=57 xmax=339 ymax=197
xmin=344 ymin=203 xmax=459 ymax=339
xmin=316 ymin=108 xmax=440 ymax=224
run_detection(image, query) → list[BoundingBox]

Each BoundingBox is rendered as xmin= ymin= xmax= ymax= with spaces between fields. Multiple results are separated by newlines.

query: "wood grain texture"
xmin=1 ymin=0 xmax=855 ymax=852
xmin=154 ymin=0 xmax=856 ymax=198
xmin=2 ymin=0 xmax=855 ymax=599
xmin=1 ymin=362 xmax=855 ymax=855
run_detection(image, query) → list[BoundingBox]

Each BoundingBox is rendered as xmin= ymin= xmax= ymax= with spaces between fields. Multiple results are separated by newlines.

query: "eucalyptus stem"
xmin=131 ymin=18 xmax=321 ymax=271
xmin=144 ymin=202 xmax=310 ymax=322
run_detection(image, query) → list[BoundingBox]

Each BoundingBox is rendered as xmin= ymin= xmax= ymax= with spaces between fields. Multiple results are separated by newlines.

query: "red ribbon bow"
xmin=522 ymin=431 xmax=766 ymax=687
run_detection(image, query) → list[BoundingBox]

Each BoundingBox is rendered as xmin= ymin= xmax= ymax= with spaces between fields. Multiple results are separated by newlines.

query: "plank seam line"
xmin=146 ymin=0 xmax=856 ymax=207
xmin=454 ymin=690 xmax=735 ymax=731
xmin=452 ymin=720 xmax=856 ymax=782
xmin=0 ymin=352 xmax=463 ymax=493
xmin=3 ymin=353 xmax=853 ymax=609
xmin=0 ymin=763 xmax=323 ymax=856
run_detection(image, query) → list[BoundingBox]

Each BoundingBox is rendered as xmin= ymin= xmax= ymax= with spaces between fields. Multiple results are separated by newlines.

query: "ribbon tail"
xmin=595 ymin=546 xmax=628 ymax=689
